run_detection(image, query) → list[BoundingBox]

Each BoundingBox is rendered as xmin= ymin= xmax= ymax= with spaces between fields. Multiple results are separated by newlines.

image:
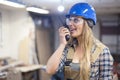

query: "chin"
xmin=71 ymin=34 xmax=79 ymax=38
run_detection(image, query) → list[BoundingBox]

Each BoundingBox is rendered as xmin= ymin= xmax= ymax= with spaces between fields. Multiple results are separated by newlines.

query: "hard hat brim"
xmin=65 ymin=14 xmax=80 ymax=18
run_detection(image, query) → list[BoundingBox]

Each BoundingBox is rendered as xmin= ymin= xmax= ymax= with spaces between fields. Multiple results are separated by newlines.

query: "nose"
xmin=67 ymin=22 xmax=74 ymax=29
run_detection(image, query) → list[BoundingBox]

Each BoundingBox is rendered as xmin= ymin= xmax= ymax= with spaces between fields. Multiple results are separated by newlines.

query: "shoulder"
xmin=99 ymin=48 xmax=114 ymax=61
xmin=96 ymin=39 xmax=113 ymax=60
xmin=91 ymin=39 xmax=113 ymax=63
xmin=95 ymin=39 xmax=107 ymax=50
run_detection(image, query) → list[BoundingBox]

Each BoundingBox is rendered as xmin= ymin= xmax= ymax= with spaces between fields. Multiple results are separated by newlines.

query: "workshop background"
xmin=0 ymin=0 xmax=120 ymax=80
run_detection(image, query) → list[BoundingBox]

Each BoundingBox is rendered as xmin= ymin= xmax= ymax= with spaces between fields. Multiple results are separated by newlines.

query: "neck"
xmin=76 ymin=36 xmax=82 ymax=47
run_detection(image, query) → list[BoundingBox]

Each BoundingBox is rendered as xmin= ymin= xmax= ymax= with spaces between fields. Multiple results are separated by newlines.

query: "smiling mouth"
xmin=70 ymin=29 xmax=76 ymax=33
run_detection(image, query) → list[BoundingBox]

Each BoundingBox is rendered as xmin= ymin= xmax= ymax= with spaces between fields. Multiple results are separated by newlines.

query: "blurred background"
xmin=0 ymin=0 xmax=120 ymax=80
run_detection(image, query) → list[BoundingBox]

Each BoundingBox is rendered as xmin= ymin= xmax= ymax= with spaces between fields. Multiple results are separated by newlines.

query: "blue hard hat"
xmin=66 ymin=2 xmax=96 ymax=25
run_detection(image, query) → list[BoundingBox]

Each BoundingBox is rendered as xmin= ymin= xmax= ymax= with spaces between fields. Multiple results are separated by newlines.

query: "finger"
xmin=64 ymin=33 xmax=70 ymax=36
xmin=62 ymin=28 xmax=68 ymax=31
xmin=59 ymin=27 xmax=65 ymax=32
xmin=62 ymin=28 xmax=69 ymax=32
xmin=64 ymin=32 xmax=70 ymax=35
xmin=63 ymin=29 xmax=70 ymax=33
xmin=61 ymin=28 xmax=70 ymax=33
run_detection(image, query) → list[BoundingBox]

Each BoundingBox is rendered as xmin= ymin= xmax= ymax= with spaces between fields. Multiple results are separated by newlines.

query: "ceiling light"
xmin=0 ymin=0 xmax=25 ymax=8
xmin=57 ymin=5 xmax=65 ymax=12
xmin=26 ymin=7 xmax=49 ymax=14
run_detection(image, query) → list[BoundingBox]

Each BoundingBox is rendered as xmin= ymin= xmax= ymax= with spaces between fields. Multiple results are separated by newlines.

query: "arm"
xmin=99 ymin=48 xmax=114 ymax=80
xmin=46 ymin=27 xmax=70 ymax=75
xmin=46 ymin=44 xmax=66 ymax=74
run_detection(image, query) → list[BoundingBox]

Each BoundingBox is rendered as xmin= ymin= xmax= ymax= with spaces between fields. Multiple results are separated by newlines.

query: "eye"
xmin=74 ymin=18 xmax=79 ymax=23
xmin=74 ymin=18 xmax=83 ymax=24
xmin=69 ymin=18 xmax=73 ymax=21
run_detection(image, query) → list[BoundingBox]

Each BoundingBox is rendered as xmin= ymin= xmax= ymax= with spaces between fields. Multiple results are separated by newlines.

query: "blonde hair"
xmin=78 ymin=21 xmax=94 ymax=80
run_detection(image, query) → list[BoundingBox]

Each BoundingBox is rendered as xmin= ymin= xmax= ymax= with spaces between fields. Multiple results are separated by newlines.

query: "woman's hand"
xmin=59 ymin=27 xmax=70 ymax=45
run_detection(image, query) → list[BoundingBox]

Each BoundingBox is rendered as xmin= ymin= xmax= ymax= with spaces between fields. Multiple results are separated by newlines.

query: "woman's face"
xmin=66 ymin=16 xmax=84 ymax=38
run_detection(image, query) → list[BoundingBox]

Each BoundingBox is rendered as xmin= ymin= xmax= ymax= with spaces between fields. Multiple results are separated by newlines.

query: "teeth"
xmin=70 ymin=29 xmax=75 ymax=32
xmin=70 ymin=28 xmax=76 ymax=32
xmin=70 ymin=29 xmax=75 ymax=31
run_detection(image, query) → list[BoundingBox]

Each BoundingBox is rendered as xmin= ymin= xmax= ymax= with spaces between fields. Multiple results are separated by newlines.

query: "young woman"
xmin=46 ymin=2 xmax=114 ymax=80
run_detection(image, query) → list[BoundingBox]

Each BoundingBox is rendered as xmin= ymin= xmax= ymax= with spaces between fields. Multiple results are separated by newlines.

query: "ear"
xmin=87 ymin=20 xmax=94 ymax=29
